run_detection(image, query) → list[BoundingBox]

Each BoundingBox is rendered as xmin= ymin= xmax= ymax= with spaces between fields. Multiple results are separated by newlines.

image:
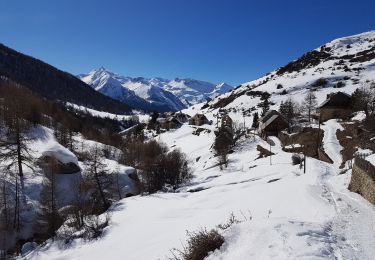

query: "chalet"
xmin=258 ymin=110 xmax=288 ymax=137
xmin=318 ymin=92 xmax=352 ymax=121
xmin=189 ymin=113 xmax=210 ymax=126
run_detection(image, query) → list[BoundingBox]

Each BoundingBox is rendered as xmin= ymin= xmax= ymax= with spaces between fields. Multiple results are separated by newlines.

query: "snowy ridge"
xmin=78 ymin=68 xmax=233 ymax=111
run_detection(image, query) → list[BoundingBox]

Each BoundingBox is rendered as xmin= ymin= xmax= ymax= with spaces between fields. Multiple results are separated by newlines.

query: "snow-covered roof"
xmin=259 ymin=114 xmax=279 ymax=130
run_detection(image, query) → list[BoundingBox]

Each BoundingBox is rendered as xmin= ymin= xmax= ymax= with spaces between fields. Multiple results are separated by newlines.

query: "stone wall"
xmin=348 ymin=157 xmax=375 ymax=205
xmin=317 ymin=148 xmax=334 ymax=164
xmin=319 ymin=108 xmax=352 ymax=122
xmin=278 ymin=128 xmax=325 ymax=160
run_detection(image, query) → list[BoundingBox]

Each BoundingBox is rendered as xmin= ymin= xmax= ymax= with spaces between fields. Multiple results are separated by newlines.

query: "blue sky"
xmin=1 ymin=0 xmax=374 ymax=85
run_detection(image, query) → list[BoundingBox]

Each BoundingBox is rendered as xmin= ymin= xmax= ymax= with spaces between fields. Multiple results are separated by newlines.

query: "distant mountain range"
xmin=78 ymin=68 xmax=233 ymax=112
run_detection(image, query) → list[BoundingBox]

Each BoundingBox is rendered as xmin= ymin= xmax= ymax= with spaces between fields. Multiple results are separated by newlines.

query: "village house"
xmin=189 ymin=113 xmax=210 ymax=126
xmin=165 ymin=117 xmax=182 ymax=129
xmin=258 ymin=110 xmax=288 ymax=137
xmin=156 ymin=116 xmax=182 ymax=130
xmin=318 ymin=92 xmax=353 ymax=121
xmin=173 ymin=112 xmax=190 ymax=123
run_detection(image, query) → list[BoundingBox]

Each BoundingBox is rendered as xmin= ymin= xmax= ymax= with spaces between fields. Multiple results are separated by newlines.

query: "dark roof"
xmin=192 ymin=113 xmax=208 ymax=120
xmin=319 ymin=92 xmax=351 ymax=108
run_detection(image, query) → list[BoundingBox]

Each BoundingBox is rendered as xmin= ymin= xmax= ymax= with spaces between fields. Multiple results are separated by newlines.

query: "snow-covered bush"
xmin=170 ymin=228 xmax=224 ymax=260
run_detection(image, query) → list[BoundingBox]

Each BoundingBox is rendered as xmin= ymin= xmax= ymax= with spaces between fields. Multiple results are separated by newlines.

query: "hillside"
xmin=23 ymin=31 xmax=375 ymax=260
xmin=204 ymin=30 xmax=375 ymax=112
xmin=79 ymin=68 xmax=233 ymax=111
xmin=0 ymin=44 xmax=132 ymax=114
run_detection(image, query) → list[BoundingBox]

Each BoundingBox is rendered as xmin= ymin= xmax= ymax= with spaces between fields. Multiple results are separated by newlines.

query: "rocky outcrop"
xmin=39 ymin=155 xmax=80 ymax=174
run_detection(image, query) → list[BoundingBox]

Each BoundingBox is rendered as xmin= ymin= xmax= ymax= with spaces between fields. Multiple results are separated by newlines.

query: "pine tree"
xmin=352 ymin=84 xmax=375 ymax=119
xmin=260 ymin=96 xmax=270 ymax=116
xmin=279 ymin=98 xmax=296 ymax=132
xmin=252 ymin=112 xmax=259 ymax=129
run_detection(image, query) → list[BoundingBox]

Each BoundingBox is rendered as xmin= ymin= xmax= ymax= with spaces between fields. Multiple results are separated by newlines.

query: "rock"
xmin=21 ymin=242 xmax=37 ymax=256
xmin=40 ymin=155 xmax=81 ymax=174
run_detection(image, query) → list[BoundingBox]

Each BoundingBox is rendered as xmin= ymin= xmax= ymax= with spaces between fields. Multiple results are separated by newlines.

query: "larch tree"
xmin=302 ymin=91 xmax=318 ymax=122
xmin=39 ymin=157 xmax=62 ymax=236
xmin=84 ymin=145 xmax=112 ymax=211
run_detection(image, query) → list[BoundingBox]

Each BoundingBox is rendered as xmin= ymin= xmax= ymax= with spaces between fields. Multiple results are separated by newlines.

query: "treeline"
xmin=0 ymin=78 xmax=134 ymax=149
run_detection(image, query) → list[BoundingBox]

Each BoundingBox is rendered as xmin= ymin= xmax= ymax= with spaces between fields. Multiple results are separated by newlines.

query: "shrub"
xmin=171 ymin=228 xmax=224 ymax=260
xmin=335 ymin=81 xmax=345 ymax=88
xmin=312 ymin=78 xmax=328 ymax=88
xmin=291 ymin=154 xmax=302 ymax=165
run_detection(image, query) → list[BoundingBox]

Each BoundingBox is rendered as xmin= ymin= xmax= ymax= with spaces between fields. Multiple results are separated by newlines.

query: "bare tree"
xmin=38 ymin=157 xmax=63 ymax=236
xmin=302 ymin=91 xmax=317 ymax=122
xmin=0 ymin=92 xmax=34 ymax=179
xmin=84 ymin=146 xmax=112 ymax=211
xmin=214 ymin=130 xmax=233 ymax=170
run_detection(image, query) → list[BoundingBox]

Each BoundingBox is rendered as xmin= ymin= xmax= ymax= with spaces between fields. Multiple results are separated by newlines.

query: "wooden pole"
xmin=304 ymin=145 xmax=306 ymax=174
xmin=270 ymin=141 xmax=272 ymax=165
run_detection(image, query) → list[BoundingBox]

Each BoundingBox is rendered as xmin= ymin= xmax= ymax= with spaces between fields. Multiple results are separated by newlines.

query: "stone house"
xmin=165 ymin=117 xmax=182 ymax=129
xmin=174 ymin=112 xmax=190 ymax=123
xmin=258 ymin=110 xmax=288 ymax=137
xmin=157 ymin=116 xmax=182 ymax=130
xmin=318 ymin=92 xmax=352 ymax=121
xmin=189 ymin=113 xmax=210 ymax=126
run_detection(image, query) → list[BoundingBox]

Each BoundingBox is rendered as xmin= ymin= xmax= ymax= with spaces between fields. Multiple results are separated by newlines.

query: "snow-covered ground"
xmin=26 ymin=122 xmax=375 ymax=260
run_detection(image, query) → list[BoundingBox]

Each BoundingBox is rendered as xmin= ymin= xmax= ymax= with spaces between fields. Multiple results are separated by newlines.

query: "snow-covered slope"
xmin=201 ymin=30 xmax=375 ymax=114
xmin=26 ymin=122 xmax=375 ymax=260
xmin=78 ymin=68 xmax=233 ymax=111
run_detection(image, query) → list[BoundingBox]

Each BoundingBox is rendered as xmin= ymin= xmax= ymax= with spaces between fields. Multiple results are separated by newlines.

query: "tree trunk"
xmin=94 ymin=170 xmax=109 ymax=210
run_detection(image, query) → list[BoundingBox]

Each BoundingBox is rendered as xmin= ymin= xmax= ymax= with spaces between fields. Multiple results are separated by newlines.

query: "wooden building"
xmin=258 ymin=110 xmax=288 ymax=137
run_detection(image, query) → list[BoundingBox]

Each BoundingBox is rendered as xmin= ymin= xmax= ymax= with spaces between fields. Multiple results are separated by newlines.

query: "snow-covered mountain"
xmin=78 ymin=68 xmax=185 ymax=112
xmin=78 ymin=68 xmax=233 ymax=111
xmin=166 ymin=78 xmax=233 ymax=106
xmin=203 ymin=30 xmax=375 ymax=112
